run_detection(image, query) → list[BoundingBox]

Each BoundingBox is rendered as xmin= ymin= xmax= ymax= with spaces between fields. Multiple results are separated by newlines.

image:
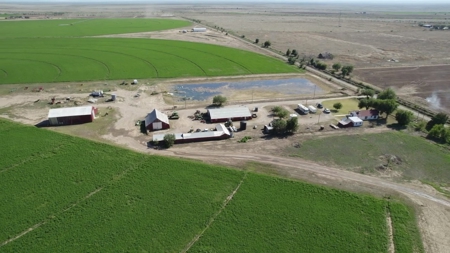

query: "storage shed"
xmin=208 ymin=107 xmax=252 ymax=123
xmin=191 ymin=27 xmax=207 ymax=32
xmin=145 ymin=109 xmax=170 ymax=131
xmin=338 ymin=116 xmax=363 ymax=128
xmin=48 ymin=106 xmax=96 ymax=126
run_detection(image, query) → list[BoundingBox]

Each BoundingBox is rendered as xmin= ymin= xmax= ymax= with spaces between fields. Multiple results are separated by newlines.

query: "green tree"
xmin=288 ymin=57 xmax=296 ymax=65
xmin=263 ymin=41 xmax=271 ymax=48
xmin=212 ymin=95 xmax=227 ymax=106
xmin=333 ymin=102 xmax=343 ymax=111
xmin=291 ymin=49 xmax=298 ymax=56
xmin=316 ymin=62 xmax=327 ymax=70
xmin=255 ymin=38 xmax=259 ymax=44
xmin=272 ymin=106 xmax=289 ymax=119
xmin=332 ymin=63 xmax=341 ymax=72
xmin=272 ymin=119 xmax=287 ymax=134
xmin=427 ymin=124 xmax=445 ymax=140
xmin=341 ymin=65 xmax=354 ymax=77
xmin=426 ymin=113 xmax=449 ymax=131
xmin=286 ymin=49 xmax=291 ymax=56
xmin=163 ymin=134 xmax=175 ymax=148
xmin=286 ymin=117 xmax=299 ymax=133
xmin=358 ymin=98 xmax=375 ymax=110
xmin=378 ymin=88 xmax=396 ymax=100
xmin=375 ymin=99 xmax=398 ymax=117
xmin=395 ymin=109 xmax=414 ymax=126
xmin=361 ymin=89 xmax=375 ymax=97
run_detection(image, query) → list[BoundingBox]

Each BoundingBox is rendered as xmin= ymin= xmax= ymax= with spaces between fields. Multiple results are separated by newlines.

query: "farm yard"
xmin=0 ymin=119 xmax=422 ymax=252
xmin=1 ymin=4 xmax=450 ymax=253
xmin=353 ymin=65 xmax=450 ymax=113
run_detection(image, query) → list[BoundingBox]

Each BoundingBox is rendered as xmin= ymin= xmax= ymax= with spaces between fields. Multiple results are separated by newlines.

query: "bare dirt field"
xmin=1 ymin=3 xmax=450 ymax=252
xmin=354 ymin=65 xmax=450 ymax=112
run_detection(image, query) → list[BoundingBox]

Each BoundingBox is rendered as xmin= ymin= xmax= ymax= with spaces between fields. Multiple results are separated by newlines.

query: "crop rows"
xmin=0 ymin=19 xmax=299 ymax=84
xmin=0 ymin=119 xmax=422 ymax=252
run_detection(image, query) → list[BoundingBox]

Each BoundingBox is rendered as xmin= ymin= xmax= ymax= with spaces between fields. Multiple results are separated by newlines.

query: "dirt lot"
xmin=354 ymin=65 xmax=450 ymax=112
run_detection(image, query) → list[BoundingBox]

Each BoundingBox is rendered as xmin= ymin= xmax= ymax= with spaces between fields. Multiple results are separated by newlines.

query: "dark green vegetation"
xmin=0 ymin=19 xmax=191 ymax=38
xmin=388 ymin=202 xmax=424 ymax=253
xmin=0 ymin=19 xmax=299 ymax=84
xmin=289 ymin=131 xmax=450 ymax=183
xmin=0 ymin=119 xmax=422 ymax=252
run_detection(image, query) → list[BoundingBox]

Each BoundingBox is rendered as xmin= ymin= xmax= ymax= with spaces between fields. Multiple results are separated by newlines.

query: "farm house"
xmin=349 ymin=110 xmax=379 ymax=120
xmin=208 ymin=107 xmax=252 ymax=123
xmin=338 ymin=116 xmax=363 ymax=128
xmin=153 ymin=124 xmax=231 ymax=144
xmin=145 ymin=109 xmax=170 ymax=131
xmin=47 ymin=106 xmax=97 ymax=126
xmin=191 ymin=27 xmax=207 ymax=32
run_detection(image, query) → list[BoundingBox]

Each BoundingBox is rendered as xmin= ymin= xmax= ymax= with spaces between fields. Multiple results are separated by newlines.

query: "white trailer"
xmin=191 ymin=27 xmax=207 ymax=32
xmin=308 ymin=105 xmax=317 ymax=113
xmin=297 ymin=104 xmax=309 ymax=114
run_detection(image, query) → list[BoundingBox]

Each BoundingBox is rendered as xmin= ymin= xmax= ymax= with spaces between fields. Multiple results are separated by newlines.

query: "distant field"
xmin=354 ymin=65 xmax=450 ymax=112
xmin=0 ymin=18 xmax=191 ymax=38
xmin=0 ymin=119 xmax=422 ymax=252
xmin=0 ymin=38 xmax=299 ymax=84
xmin=0 ymin=19 xmax=299 ymax=84
xmin=288 ymin=131 xmax=450 ymax=184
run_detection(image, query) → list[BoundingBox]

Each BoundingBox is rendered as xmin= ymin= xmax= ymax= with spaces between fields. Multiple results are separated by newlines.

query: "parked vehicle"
xmin=316 ymin=103 xmax=323 ymax=109
xmin=308 ymin=105 xmax=317 ymax=114
xmin=297 ymin=104 xmax=309 ymax=114
xmin=323 ymin=108 xmax=331 ymax=113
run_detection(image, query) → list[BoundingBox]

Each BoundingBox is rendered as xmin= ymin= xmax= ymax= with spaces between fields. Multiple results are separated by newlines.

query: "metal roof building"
xmin=145 ymin=109 xmax=170 ymax=131
xmin=208 ymin=106 xmax=252 ymax=123
xmin=153 ymin=124 xmax=231 ymax=144
xmin=48 ymin=106 xmax=96 ymax=126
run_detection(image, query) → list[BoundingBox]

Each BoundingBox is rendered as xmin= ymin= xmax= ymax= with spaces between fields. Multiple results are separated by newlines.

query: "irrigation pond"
xmin=172 ymin=78 xmax=325 ymax=101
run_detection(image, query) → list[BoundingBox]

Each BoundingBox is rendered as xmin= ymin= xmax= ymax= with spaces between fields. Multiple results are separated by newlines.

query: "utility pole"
xmin=313 ymin=85 xmax=317 ymax=100
xmin=338 ymin=11 xmax=342 ymax=27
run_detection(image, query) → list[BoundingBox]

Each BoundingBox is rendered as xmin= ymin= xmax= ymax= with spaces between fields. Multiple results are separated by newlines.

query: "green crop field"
xmin=0 ymin=19 xmax=300 ymax=84
xmin=0 ymin=119 xmax=422 ymax=252
xmin=288 ymin=131 xmax=450 ymax=184
xmin=0 ymin=19 xmax=191 ymax=38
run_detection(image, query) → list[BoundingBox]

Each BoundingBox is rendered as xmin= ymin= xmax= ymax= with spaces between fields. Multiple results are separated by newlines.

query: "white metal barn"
xmin=47 ymin=106 xmax=96 ymax=126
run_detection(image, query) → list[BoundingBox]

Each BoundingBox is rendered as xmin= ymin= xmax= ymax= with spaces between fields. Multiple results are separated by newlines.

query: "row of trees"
xmin=358 ymin=88 xmax=398 ymax=117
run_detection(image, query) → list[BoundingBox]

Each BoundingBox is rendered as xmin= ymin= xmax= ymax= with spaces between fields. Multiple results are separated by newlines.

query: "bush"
xmin=212 ymin=95 xmax=227 ymax=106
xmin=286 ymin=117 xmax=299 ymax=133
xmin=238 ymin=136 xmax=252 ymax=143
xmin=163 ymin=134 xmax=176 ymax=148
xmin=395 ymin=110 xmax=414 ymax=126
xmin=272 ymin=119 xmax=287 ymax=134
xmin=333 ymin=102 xmax=343 ymax=111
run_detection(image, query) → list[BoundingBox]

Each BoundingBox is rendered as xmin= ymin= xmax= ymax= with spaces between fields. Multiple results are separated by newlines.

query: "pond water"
xmin=172 ymin=78 xmax=324 ymax=101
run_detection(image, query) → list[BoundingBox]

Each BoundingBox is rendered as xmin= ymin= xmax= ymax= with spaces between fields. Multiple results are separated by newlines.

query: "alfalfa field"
xmin=0 ymin=18 xmax=300 ymax=85
xmin=0 ymin=118 xmax=422 ymax=252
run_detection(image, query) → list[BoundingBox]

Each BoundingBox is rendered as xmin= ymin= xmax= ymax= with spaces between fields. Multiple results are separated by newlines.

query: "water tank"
xmin=111 ymin=94 xmax=116 ymax=101
xmin=240 ymin=121 xmax=247 ymax=130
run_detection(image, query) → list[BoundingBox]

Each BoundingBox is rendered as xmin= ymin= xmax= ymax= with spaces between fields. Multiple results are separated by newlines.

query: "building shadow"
xmin=35 ymin=120 xmax=50 ymax=128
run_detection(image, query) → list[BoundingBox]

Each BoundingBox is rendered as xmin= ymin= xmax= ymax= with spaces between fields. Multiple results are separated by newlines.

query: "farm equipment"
xmin=169 ymin=112 xmax=179 ymax=120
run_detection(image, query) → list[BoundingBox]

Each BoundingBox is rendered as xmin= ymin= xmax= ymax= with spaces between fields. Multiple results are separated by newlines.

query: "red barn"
xmin=145 ymin=109 xmax=170 ymax=131
xmin=48 ymin=106 xmax=96 ymax=126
